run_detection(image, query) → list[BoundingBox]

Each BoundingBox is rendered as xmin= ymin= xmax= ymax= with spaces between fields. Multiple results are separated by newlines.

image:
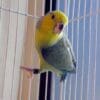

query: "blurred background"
xmin=0 ymin=0 xmax=100 ymax=100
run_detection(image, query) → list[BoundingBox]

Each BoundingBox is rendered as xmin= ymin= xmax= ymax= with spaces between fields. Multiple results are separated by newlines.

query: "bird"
xmin=21 ymin=11 xmax=76 ymax=82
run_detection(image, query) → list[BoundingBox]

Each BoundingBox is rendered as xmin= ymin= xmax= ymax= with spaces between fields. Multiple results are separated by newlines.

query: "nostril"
xmin=59 ymin=24 xmax=64 ymax=30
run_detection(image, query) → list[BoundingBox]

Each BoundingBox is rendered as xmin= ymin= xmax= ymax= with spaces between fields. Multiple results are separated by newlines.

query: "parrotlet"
xmin=21 ymin=11 xmax=76 ymax=81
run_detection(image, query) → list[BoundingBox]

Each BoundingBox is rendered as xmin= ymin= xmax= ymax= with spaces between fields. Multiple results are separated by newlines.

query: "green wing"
xmin=41 ymin=37 xmax=76 ymax=72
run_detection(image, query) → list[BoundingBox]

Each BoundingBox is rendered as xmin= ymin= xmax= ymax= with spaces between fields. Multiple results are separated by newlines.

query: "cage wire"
xmin=0 ymin=0 xmax=100 ymax=100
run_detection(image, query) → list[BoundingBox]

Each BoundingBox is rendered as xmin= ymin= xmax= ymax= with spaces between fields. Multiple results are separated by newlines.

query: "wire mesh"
xmin=0 ymin=6 xmax=100 ymax=23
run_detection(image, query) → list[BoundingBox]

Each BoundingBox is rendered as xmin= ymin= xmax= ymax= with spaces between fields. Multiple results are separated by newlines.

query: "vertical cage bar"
xmin=45 ymin=72 xmax=48 ymax=100
xmin=0 ymin=0 xmax=3 ymax=98
xmin=28 ymin=79 xmax=32 ymax=100
xmin=67 ymin=0 xmax=70 ymax=17
xmin=74 ymin=0 xmax=80 ymax=100
xmin=68 ymin=0 xmax=75 ymax=99
xmin=66 ymin=1 xmax=70 ymax=100
xmin=59 ymin=82 xmax=64 ymax=100
xmin=71 ymin=0 xmax=75 ymax=45
xmin=0 ymin=0 xmax=1 ymax=17
xmin=42 ymin=0 xmax=45 ymax=16
xmin=63 ymin=0 xmax=68 ymax=42
xmin=63 ymin=78 xmax=68 ymax=100
xmin=10 ymin=0 xmax=20 ymax=99
xmin=87 ymin=0 xmax=92 ymax=100
xmin=2 ymin=0 xmax=11 ymax=99
xmin=19 ymin=71 xmax=24 ymax=100
xmin=64 ymin=0 xmax=67 ymax=13
xmin=51 ymin=75 xmax=55 ymax=100
xmin=50 ymin=0 xmax=52 ymax=11
xmin=67 ymin=0 xmax=70 ymax=37
xmin=80 ymin=0 xmax=86 ymax=100
xmin=18 ymin=0 xmax=28 ymax=99
xmin=93 ymin=0 xmax=99 ymax=99
xmin=28 ymin=0 xmax=37 ymax=99
xmin=63 ymin=1 xmax=68 ymax=100
xmin=57 ymin=0 xmax=60 ymax=10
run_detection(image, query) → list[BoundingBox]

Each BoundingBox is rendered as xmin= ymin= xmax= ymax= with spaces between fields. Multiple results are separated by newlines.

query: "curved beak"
xmin=54 ymin=22 xmax=64 ymax=34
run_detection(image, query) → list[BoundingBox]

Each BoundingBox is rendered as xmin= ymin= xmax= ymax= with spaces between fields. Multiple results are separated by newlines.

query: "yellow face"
xmin=35 ymin=11 xmax=68 ymax=48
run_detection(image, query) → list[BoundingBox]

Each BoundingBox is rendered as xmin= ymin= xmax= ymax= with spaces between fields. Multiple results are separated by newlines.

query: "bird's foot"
xmin=20 ymin=66 xmax=40 ymax=79
xmin=60 ymin=72 xmax=67 ymax=82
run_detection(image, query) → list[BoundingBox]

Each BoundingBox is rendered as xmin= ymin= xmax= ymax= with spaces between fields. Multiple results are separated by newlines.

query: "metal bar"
xmin=66 ymin=0 xmax=70 ymax=100
xmin=0 ymin=6 xmax=100 ymax=23
xmin=19 ymin=71 xmax=24 ymax=100
xmin=42 ymin=0 xmax=45 ymax=16
xmin=18 ymin=0 xmax=28 ymax=99
xmin=71 ymin=0 xmax=75 ymax=46
xmin=93 ymin=0 xmax=99 ymax=100
xmin=67 ymin=0 xmax=70 ymax=38
xmin=57 ymin=0 xmax=60 ymax=10
xmin=0 ymin=0 xmax=3 ymax=98
xmin=28 ymin=79 xmax=32 ymax=100
xmin=63 ymin=1 xmax=68 ymax=100
xmin=51 ymin=74 xmax=55 ymax=100
xmin=63 ymin=0 xmax=67 ymax=36
xmin=74 ymin=0 xmax=80 ymax=100
xmin=87 ymin=0 xmax=92 ymax=100
xmin=68 ymin=9 xmax=100 ymax=23
xmin=64 ymin=0 xmax=67 ymax=14
xmin=67 ymin=0 xmax=70 ymax=18
xmin=68 ymin=0 xmax=75 ymax=99
xmin=0 ymin=7 xmax=40 ymax=19
xmin=27 ymin=0 xmax=37 ymax=99
xmin=10 ymin=0 xmax=19 ymax=99
xmin=63 ymin=78 xmax=68 ymax=100
xmin=80 ymin=0 xmax=86 ymax=100
xmin=45 ymin=72 xmax=48 ymax=100
xmin=50 ymin=0 xmax=52 ymax=11
xmin=2 ymin=0 xmax=11 ymax=99
xmin=59 ymin=82 xmax=63 ymax=100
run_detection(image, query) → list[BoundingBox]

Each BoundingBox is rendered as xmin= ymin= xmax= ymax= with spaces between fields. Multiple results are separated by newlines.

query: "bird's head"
xmin=36 ymin=11 xmax=68 ymax=47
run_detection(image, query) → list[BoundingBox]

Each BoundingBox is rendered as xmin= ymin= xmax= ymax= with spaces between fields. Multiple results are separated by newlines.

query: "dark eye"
xmin=51 ymin=14 xmax=55 ymax=19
